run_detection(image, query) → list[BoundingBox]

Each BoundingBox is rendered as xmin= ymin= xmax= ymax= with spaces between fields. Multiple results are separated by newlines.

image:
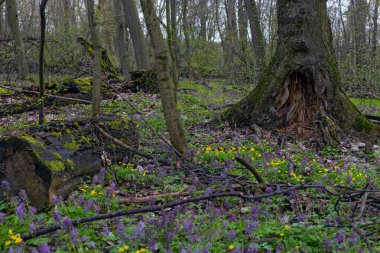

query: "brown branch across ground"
xmin=120 ymin=188 xmax=189 ymax=204
xmin=235 ymin=156 xmax=266 ymax=188
xmin=21 ymin=185 xmax=303 ymax=241
xmin=94 ymin=124 xmax=170 ymax=165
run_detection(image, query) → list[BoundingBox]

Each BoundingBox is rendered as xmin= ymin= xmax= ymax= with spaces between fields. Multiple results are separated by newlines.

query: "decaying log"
xmin=124 ymin=70 xmax=158 ymax=93
xmin=0 ymin=116 xmax=138 ymax=209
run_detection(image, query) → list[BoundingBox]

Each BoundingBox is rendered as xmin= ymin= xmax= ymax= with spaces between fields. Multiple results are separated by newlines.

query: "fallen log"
xmin=0 ymin=116 xmax=138 ymax=209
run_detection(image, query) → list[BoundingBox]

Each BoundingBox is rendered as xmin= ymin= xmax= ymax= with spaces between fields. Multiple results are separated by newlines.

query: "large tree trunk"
xmin=5 ymin=0 xmax=28 ymax=79
xmin=224 ymin=0 xmax=380 ymax=143
xmin=140 ymin=0 xmax=188 ymax=157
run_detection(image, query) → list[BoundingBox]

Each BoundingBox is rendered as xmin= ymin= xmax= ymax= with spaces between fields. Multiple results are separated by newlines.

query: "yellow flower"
xmin=8 ymin=229 xmax=13 ymax=235
xmin=284 ymin=225 xmax=290 ymax=230
xmin=280 ymin=232 xmax=285 ymax=237
xmin=5 ymin=240 xmax=11 ymax=246
xmin=136 ymin=248 xmax=147 ymax=253
xmin=13 ymin=236 xmax=22 ymax=244
xmin=81 ymin=188 xmax=87 ymax=192
xmin=352 ymin=178 xmax=356 ymax=182
xmin=228 ymin=244 xmax=235 ymax=250
xmin=124 ymin=245 xmax=129 ymax=250
xmin=91 ymin=190 xmax=96 ymax=195
xmin=118 ymin=248 xmax=125 ymax=253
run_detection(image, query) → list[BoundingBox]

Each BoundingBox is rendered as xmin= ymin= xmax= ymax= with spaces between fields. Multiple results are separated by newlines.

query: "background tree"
xmin=140 ymin=0 xmax=188 ymax=157
xmin=114 ymin=0 xmax=130 ymax=81
xmin=86 ymin=0 xmax=102 ymax=117
xmin=5 ymin=0 xmax=27 ymax=79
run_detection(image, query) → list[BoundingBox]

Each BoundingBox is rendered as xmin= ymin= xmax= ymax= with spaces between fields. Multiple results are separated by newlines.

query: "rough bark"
xmin=5 ymin=0 xmax=28 ymax=79
xmin=140 ymin=0 xmax=188 ymax=157
xmin=199 ymin=0 xmax=208 ymax=41
xmin=238 ymin=0 xmax=248 ymax=53
xmin=224 ymin=0 xmax=380 ymax=143
xmin=0 ymin=117 xmax=138 ymax=209
xmin=39 ymin=0 xmax=48 ymax=125
xmin=86 ymin=0 xmax=103 ymax=117
xmin=244 ymin=0 xmax=266 ymax=71
xmin=122 ymin=0 xmax=150 ymax=70
xmin=225 ymin=0 xmax=238 ymax=67
xmin=373 ymin=0 xmax=379 ymax=54
xmin=114 ymin=0 xmax=130 ymax=81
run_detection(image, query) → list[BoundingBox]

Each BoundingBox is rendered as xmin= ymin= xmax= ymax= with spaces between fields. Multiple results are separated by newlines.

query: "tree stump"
xmin=0 ymin=116 xmax=138 ymax=209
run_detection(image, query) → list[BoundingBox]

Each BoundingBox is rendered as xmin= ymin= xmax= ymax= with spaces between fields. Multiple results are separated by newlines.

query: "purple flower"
xmin=324 ymin=238 xmax=332 ymax=249
xmin=85 ymin=200 xmax=93 ymax=212
xmin=70 ymin=227 xmax=78 ymax=243
xmin=325 ymin=218 xmax=331 ymax=226
xmin=29 ymin=222 xmax=37 ymax=233
xmin=116 ymin=224 xmax=126 ymax=242
xmin=53 ymin=209 xmax=61 ymax=222
xmin=29 ymin=206 xmax=37 ymax=215
xmin=183 ymin=219 xmax=194 ymax=234
xmin=297 ymin=213 xmax=306 ymax=222
xmin=39 ymin=244 xmax=51 ymax=253
xmin=62 ymin=217 xmax=73 ymax=229
xmin=16 ymin=203 xmax=26 ymax=220
xmin=336 ymin=231 xmax=345 ymax=243
xmin=226 ymin=230 xmax=236 ymax=240
xmin=265 ymin=187 xmax=273 ymax=193
xmin=89 ymin=241 xmax=96 ymax=249
xmin=246 ymin=245 xmax=259 ymax=253
xmin=0 ymin=212 xmax=4 ymax=223
xmin=18 ymin=190 xmax=27 ymax=203
xmin=51 ymin=195 xmax=58 ymax=205
xmin=1 ymin=180 xmax=10 ymax=190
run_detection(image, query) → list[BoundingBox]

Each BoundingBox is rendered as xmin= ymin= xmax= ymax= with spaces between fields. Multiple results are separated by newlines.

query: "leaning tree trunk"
xmin=224 ymin=0 xmax=380 ymax=144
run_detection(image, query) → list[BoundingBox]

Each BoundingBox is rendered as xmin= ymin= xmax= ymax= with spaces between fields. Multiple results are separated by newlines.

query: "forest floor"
xmin=0 ymin=79 xmax=379 ymax=253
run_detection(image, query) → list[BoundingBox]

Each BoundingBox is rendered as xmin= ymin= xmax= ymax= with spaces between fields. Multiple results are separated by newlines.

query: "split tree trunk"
xmin=225 ymin=0 xmax=380 ymax=143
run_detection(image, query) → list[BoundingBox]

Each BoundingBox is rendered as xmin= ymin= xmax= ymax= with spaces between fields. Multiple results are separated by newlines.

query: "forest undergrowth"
xmin=0 ymin=80 xmax=379 ymax=253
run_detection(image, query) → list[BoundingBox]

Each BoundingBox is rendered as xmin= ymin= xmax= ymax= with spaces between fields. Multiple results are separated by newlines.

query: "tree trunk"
xmin=244 ymin=0 xmax=266 ymax=71
xmin=122 ymin=0 xmax=150 ymax=70
xmin=5 ymin=0 xmax=28 ymax=79
xmin=86 ymin=0 xmax=102 ymax=117
xmin=238 ymin=0 xmax=248 ymax=54
xmin=199 ymin=0 xmax=207 ymax=41
xmin=224 ymin=0 xmax=380 ymax=143
xmin=373 ymin=0 xmax=379 ymax=54
xmin=114 ymin=0 xmax=130 ymax=81
xmin=39 ymin=0 xmax=48 ymax=125
xmin=140 ymin=0 xmax=188 ymax=157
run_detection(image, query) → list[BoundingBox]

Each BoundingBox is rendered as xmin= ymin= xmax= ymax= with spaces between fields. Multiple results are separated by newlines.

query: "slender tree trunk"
xmin=166 ymin=0 xmax=179 ymax=101
xmin=5 ymin=0 xmax=28 ymax=79
xmin=122 ymin=0 xmax=149 ymax=70
xmin=244 ymin=0 xmax=266 ymax=71
xmin=225 ymin=0 xmax=380 ymax=142
xmin=0 ymin=1 xmax=4 ymax=37
xmin=225 ymin=0 xmax=238 ymax=67
xmin=199 ymin=0 xmax=207 ymax=41
xmin=182 ymin=0 xmax=192 ymax=77
xmin=140 ymin=0 xmax=188 ymax=157
xmin=238 ymin=0 xmax=248 ymax=54
xmin=39 ymin=0 xmax=49 ymax=125
xmin=372 ymin=0 xmax=379 ymax=54
xmin=114 ymin=0 xmax=130 ymax=80
xmin=86 ymin=0 xmax=102 ymax=117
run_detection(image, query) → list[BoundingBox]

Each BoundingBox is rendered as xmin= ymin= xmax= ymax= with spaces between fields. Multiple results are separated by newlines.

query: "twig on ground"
xmin=94 ymin=124 xmax=170 ymax=165
xmin=120 ymin=188 xmax=189 ymax=204
xmin=235 ymin=156 xmax=266 ymax=188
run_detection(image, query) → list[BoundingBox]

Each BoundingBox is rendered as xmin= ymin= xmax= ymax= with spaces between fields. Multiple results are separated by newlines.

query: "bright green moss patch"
xmin=63 ymin=140 xmax=80 ymax=150
xmin=44 ymin=160 xmax=65 ymax=173
xmin=73 ymin=77 xmax=93 ymax=93
xmin=350 ymin=97 xmax=380 ymax=116
xmin=20 ymin=135 xmax=45 ymax=149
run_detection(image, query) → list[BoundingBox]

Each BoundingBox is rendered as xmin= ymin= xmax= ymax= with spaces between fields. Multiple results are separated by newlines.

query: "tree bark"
xmin=373 ymin=0 xmax=379 ymax=54
xmin=122 ymin=0 xmax=150 ymax=70
xmin=224 ymin=0 xmax=380 ymax=142
xmin=140 ymin=0 xmax=188 ymax=157
xmin=244 ymin=0 xmax=266 ymax=71
xmin=114 ymin=0 xmax=130 ymax=81
xmin=86 ymin=0 xmax=102 ymax=117
xmin=238 ymin=0 xmax=248 ymax=54
xmin=39 ymin=0 xmax=48 ymax=125
xmin=5 ymin=0 xmax=28 ymax=79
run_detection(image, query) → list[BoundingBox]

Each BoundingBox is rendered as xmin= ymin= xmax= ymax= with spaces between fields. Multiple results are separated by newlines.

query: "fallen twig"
xmin=21 ymin=185 xmax=303 ymax=241
xmin=120 ymin=188 xmax=189 ymax=204
xmin=235 ymin=156 xmax=266 ymax=188
xmin=94 ymin=124 xmax=170 ymax=165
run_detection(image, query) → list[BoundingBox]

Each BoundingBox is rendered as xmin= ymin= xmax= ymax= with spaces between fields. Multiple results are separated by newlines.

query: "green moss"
xmin=354 ymin=116 xmax=374 ymax=133
xmin=45 ymin=160 xmax=66 ymax=173
xmin=73 ymin=77 xmax=93 ymax=94
xmin=63 ymin=140 xmax=80 ymax=150
xmin=52 ymin=151 xmax=62 ymax=160
xmin=65 ymin=159 xmax=75 ymax=170
xmin=51 ymin=131 xmax=62 ymax=137
xmin=20 ymin=135 xmax=45 ymax=149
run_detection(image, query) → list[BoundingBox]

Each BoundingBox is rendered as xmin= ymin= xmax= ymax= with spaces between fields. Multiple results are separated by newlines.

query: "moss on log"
xmin=0 ymin=116 xmax=138 ymax=209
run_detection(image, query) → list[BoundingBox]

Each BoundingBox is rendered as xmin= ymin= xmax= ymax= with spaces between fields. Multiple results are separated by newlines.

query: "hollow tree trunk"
xmin=224 ymin=0 xmax=380 ymax=143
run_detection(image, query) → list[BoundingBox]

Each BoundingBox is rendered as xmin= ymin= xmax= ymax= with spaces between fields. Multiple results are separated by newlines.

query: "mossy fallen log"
xmin=0 ymin=116 xmax=138 ymax=209
xmin=124 ymin=70 xmax=158 ymax=93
